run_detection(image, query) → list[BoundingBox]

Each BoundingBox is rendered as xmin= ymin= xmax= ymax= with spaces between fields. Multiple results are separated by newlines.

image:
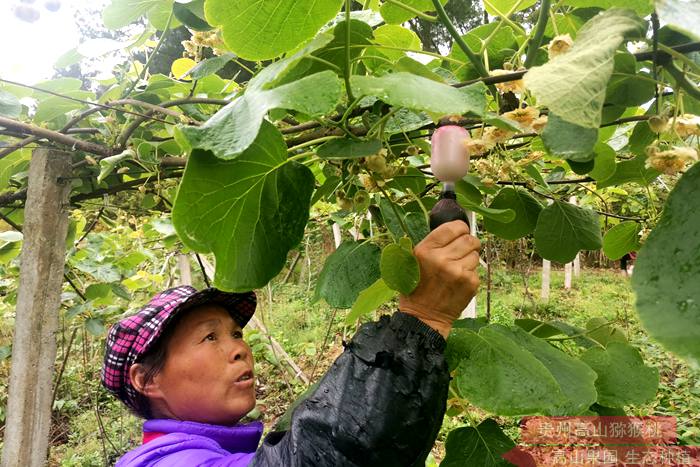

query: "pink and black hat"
xmin=101 ymin=285 xmax=256 ymax=412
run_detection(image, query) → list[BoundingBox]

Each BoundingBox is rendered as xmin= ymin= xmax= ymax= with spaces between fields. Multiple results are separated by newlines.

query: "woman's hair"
xmin=131 ymin=311 xmax=186 ymax=419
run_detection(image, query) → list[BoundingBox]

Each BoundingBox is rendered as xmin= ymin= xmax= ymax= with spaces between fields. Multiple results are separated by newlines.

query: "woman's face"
xmin=149 ymin=304 xmax=256 ymax=425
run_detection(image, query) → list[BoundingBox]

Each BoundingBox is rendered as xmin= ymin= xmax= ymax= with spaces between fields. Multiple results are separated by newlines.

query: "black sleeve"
xmin=251 ymin=312 xmax=450 ymax=467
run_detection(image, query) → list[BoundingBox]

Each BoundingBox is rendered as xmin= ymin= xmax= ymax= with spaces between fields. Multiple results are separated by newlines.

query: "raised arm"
xmin=251 ymin=221 xmax=480 ymax=467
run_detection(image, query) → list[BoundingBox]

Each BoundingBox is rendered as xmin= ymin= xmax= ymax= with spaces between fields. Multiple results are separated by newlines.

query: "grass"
xmin=2 ymin=265 xmax=698 ymax=465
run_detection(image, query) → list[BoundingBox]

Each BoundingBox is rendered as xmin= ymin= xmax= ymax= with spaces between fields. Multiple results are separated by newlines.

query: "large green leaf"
xmin=380 ymin=242 xmax=419 ymax=295
xmin=581 ymin=342 xmax=659 ymax=407
xmin=484 ymin=0 xmax=537 ymax=17
xmin=103 ymin=0 xmax=171 ymax=29
xmin=379 ymin=0 xmax=447 ymax=24
xmin=589 ymin=143 xmax=617 ymax=181
xmin=368 ymin=24 xmax=421 ymax=64
xmin=179 ymin=70 xmax=341 ymax=160
xmin=632 ymin=163 xmax=700 ymax=366
xmin=314 ymin=241 xmax=381 ymax=308
xmin=205 ymin=0 xmax=344 ymax=60
xmin=564 ymin=0 xmax=652 ymax=15
xmin=0 ymin=149 xmax=31 ymax=190
xmin=0 ymin=90 xmax=21 ymax=118
xmin=541 ymin=113 xmax=598 ymax=162
xmin=441 ymin=419 xmax=516 ymax=467
xmin=596 ymin=154 xmax=659 ymax=188
xmin=484 ymin=188 xmax=542 ymax=240
xmin=455 ymin=325 xmax=597 ymax=415
xmin=524 ymin=9 xmax=646 ymax=129
xmin=172 ymin=122 xmax=314 ymax=292
xmin=316 ymin=138 xmax=382 ymax=160
xmin=345 ymin=278 xmax=396 ymax=324
xmin=656 ymin=0 xmax=700 ymax=40
xmin=602 ymin=221 xmax=641 ymax=260
xmin=534 ymin=201 xmax=602 ymax=263
xmin=351 ymin=73 xmax=487 ymax=116
xmin=449 ymin=23 xmax=521 ymax=81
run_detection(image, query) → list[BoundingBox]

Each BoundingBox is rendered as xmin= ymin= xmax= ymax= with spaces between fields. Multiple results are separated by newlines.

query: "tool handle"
xmin=429 ymin=190 xmax=470 ymax=231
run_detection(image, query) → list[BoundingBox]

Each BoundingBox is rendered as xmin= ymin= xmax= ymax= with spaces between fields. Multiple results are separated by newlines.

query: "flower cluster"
xmin=490 ymin=69 xmax=525 ymax=94
xmin=182 ymin=30 xmax=228 ymax=58
xmin=645 ymin=144 xmax=699 ymax=175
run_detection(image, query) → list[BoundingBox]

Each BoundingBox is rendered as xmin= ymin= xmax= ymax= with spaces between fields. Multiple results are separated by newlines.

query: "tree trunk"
xmin=177 ymin=254 xmax=192 ymax=286
xmin=2 ymin=150 xmax=71 ymax=467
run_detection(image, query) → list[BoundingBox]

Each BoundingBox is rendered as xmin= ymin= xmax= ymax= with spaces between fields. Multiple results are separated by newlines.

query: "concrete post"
xmin=2 ymin=150 xmax=71 ymax=467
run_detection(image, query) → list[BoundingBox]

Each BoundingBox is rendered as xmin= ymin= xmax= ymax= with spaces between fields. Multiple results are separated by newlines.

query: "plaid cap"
xmin=101 ymin=285 xmax=256 ymax=413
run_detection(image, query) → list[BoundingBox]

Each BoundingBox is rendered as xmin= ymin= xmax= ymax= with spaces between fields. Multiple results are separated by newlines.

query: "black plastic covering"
xmin=251 ymin=312 xmax=449 ymax=467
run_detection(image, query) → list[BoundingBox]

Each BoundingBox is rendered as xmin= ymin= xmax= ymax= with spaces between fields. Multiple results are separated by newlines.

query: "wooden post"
xmin=573 ymin=254 xmax=581 ymax=277
xmin=541 ymin=259 xmax=551 ymax=301
xmin=177 ymin=254 xmax=192 ymax=286
xmin=2 ymin=150 xmax=71 ymax=467
xmin=462 ymin=211 xmax=478 ymax=318
xmin=564 ymin=261 xmax=572 ymax=289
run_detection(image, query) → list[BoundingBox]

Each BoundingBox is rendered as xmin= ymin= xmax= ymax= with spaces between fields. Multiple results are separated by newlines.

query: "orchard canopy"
xmin=1 ymin=0 xmax=699 ymax=462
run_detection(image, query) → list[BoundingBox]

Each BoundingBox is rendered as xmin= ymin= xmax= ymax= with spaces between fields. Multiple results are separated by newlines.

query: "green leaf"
xmin=350 ymin=73 xmax=487 ymax=116
xmin=103 ymin=0 xmax=169 ymax=29
xmin=316 ymin=138 xmax=382 ymax=160
xmin=585 ymin=317 xmax=628 ymax=347
xmin=632 ymin=163 xmax=700 ymax=366
xmin=173 ymin=0 xmax=211 ymax=31
xmin=0 ymin=345 xmax=11 ymax=361
xmin=602 ymin=221 xmax=641 ymax=260
xmin=455 ymin=325 xmax=597 ymax=415
xmin=314 ymin=241 xmax=381 ymax=308
xmin=388 ymin=167 xmax=426 ymax=195
xmin=514 ymin=319 xmax=566 ymax=339
xmin=34 ymin=90 xmax=93 ymax=123
xmin=534 ymin=200 xmax=602 ymax=263
xmin=85 ymin=318 xmax=106 ymax=336
xmin=179 ymin=70 xmax=341 ymax=160
xmin=656 ymin=0 xmax=700 ymax=40
xmin=445 ymin=327 xmax=482 ymax=372
xmin=541 ymin=113 xmax=598 ymax=162
xmin=379 ymin=0 xmax=446 ymax=24
xmin=0 ymin=90 xmax=22 ymax=118
xmin=449 ymin=23 xmax=521 ymax=81
xmin=563 ymin=0 xmax=653 ymax=16
xmin=345 ymin=278 xmax=396 ymax=324
xmin=380 ymin=243 xmax=419 ymax=295
xmin=589 ymin=143 xmax=617 ymax=181
xmin=172 ymin=122 xmax=315 ymax=291
xmin=205 ymin=0 xmax=344 ymax=60
xmin=523 ymin=9 xmax=646 ymax=128
xmin=84 ymin=283 xmax=112 ymax=301
xmin=581 ymin=342 xmax=659 ymax=407
xmin=484 ymin=188 xmax=542 ymax=240
xmin=484 ymin=0 xmax=537 ymax=17
xmin=596 ymin=154 xmax=659 ymax=188
xmin=0 ymin=240 xmax=22 ymax=265
xmin=0 ymin=149 xmax=31 ymax=190
xmin=367 ymin=24 xmax=421 ymax=64
xmin=185 ymin=53 xmax=234 ymax=79
xmin=441 ymin=419 xmax=516 ymax=467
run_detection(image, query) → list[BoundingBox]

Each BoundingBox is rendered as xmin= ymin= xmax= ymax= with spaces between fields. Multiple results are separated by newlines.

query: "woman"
xmin=102 ymin=221 xmax=481 ymax=466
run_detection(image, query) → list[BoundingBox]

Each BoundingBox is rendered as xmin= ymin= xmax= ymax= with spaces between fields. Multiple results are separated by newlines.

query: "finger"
xmin=460 ymin=251 xmax=480 ymax=271
xmin=423 ymin=220 xmax=470 ymax=248
xmin=440 ymin=234 xmax=481 ymax=260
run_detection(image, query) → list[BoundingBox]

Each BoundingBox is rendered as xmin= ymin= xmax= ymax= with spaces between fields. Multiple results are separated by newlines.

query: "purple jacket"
xmin=115 ymin=419 xmax=263 ymax=466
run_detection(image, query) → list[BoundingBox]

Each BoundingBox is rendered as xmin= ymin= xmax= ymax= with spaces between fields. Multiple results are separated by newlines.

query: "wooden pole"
xmin=462 ymin=211 xmax=478 ymax=318
xmin=573 ymin=254 xmax=581 ymax=277
xmin=2 ymin=150 xmax=71 ymax=467
xmin=176 ymin=254 xmax=192 ymax=286
xmin=541 ymin=259 xmax=551 ymax=301
xmin=564 ymin=261 xmax=572 ymax=290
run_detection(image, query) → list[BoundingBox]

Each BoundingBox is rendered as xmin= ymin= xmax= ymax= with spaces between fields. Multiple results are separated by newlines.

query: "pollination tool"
xmin=429 ymin=125 xmax=472 ymax=230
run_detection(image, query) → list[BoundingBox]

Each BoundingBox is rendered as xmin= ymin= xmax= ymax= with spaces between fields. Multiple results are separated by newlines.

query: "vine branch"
xmin=523 ymin=0 xmax=551 ymax=68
